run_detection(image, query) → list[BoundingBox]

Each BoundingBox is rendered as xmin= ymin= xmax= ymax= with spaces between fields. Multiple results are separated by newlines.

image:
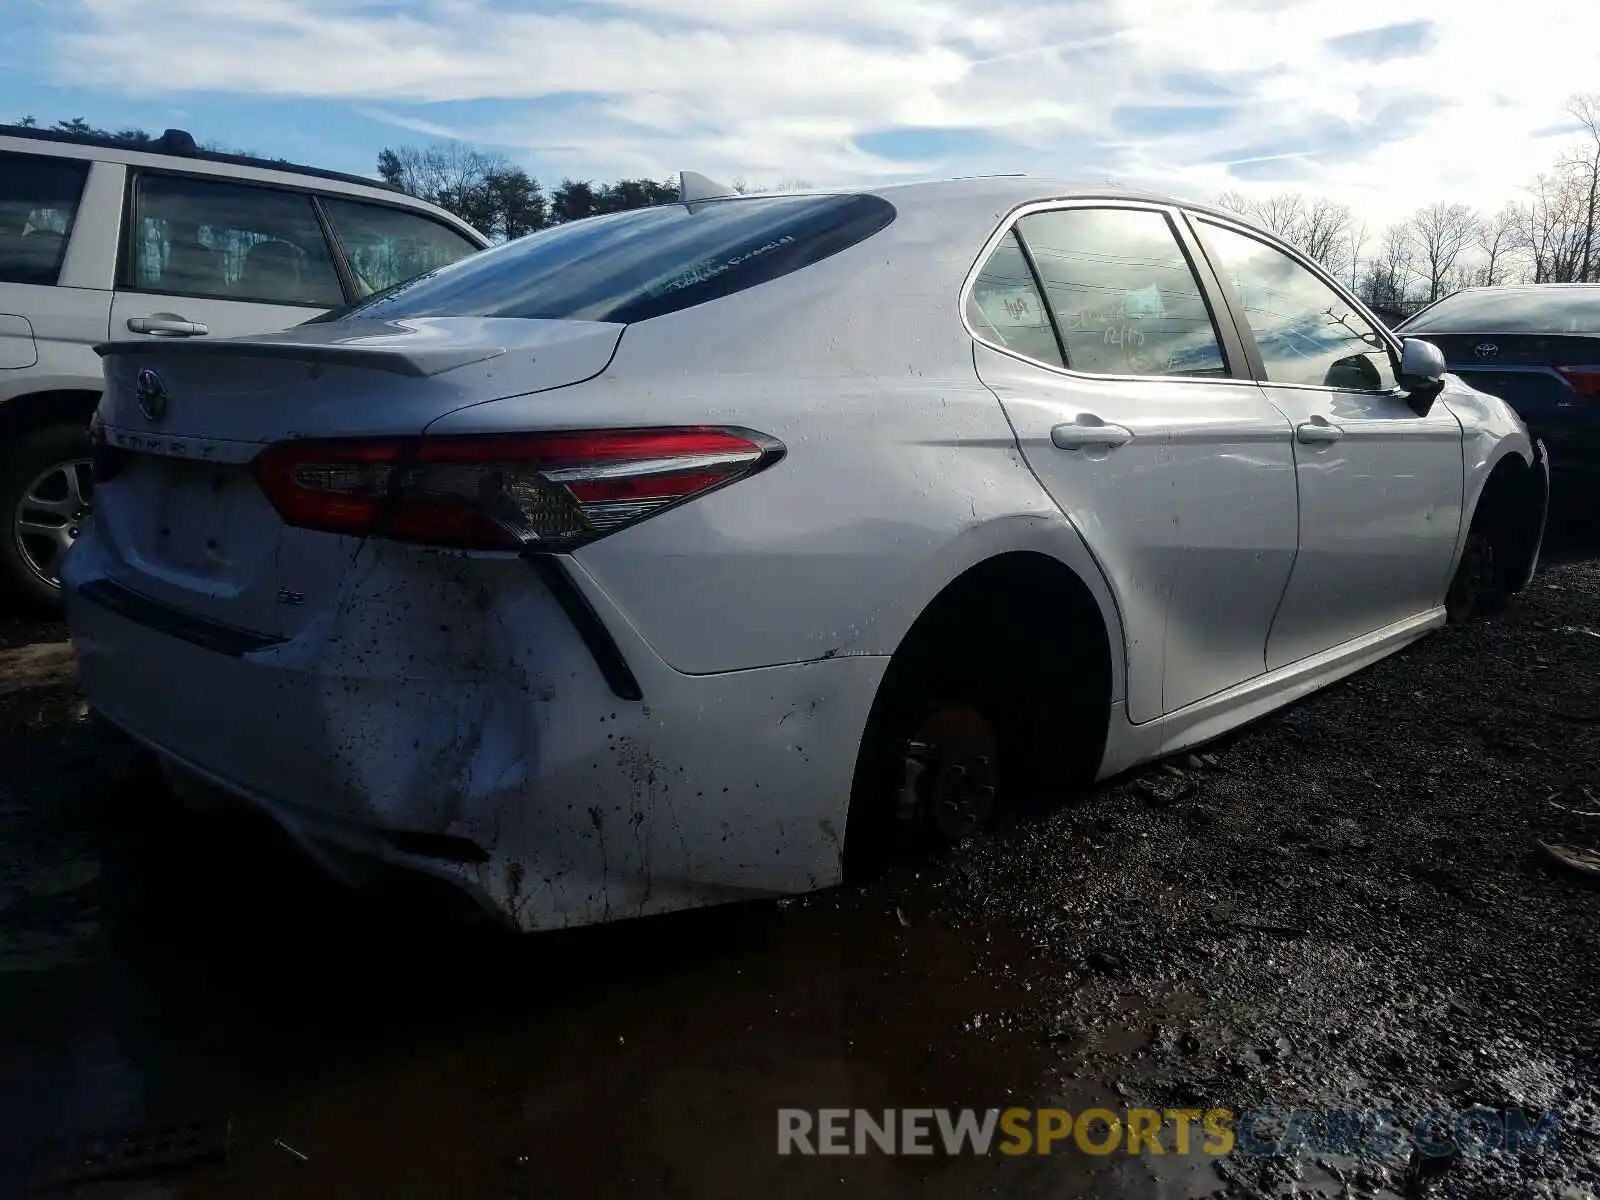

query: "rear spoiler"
xmin=93 ymin=335 xmax=507 ymax=379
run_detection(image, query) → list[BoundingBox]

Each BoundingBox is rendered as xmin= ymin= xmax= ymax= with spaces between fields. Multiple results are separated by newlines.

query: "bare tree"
xmin=1359 ymin=223 xmax=1416 ymax=314
xmin=1215 ymin=191 xmax=1303 ymax=238
xmin=1512 ymin=94 xmax=1600 ymax=283
xmin=1298 ymin=197 xmax=1354 ymax=278
xmin=378 ymin=143 xmax=507 ymax=205
xmin=1408 ymin=202 xmax=1480 ymax=303
xmin=1562 ymin=93 xmax=1600 ymax=281
xmin=1476 ymin=204 xmax=1523 ymax=286
xmin=1212 ymin=190 xmax=1351 ymax=274
xmin=1215 ymin=191 xmax=1254 ymax=219
xmin=1445 ymin=262 xmax=1479 ymax=296
xmin=1257 ymin=194 xmax=1311 ymax=241
xmin=1381 ymin=224 xmax=1415 ymax=300
xmin=1518 ymin=170 xmax=1587 ymax=282
xmin=1346 ymin=219 xmax=1369 ymax=290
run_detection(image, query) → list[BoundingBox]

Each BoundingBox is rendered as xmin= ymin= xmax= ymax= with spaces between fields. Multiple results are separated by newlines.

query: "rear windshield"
xmin=1402 ymin=288 xmax=1600 ymax=335
xmin=336 ymin=192 xmax=896 ymax=325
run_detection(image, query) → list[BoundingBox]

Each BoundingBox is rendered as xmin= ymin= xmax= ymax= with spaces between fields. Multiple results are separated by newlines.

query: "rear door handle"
xmin=1295 ymin=417 xmax=1344 ymax=444
xmin=1051 ymin=417 xmax=1134 ymax=450
xmin=127 ymin=314 xmax=209 ymax=337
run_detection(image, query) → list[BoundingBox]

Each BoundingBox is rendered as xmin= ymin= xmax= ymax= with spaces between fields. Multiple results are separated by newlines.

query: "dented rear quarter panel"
xmin=65 ymin=526 xmax=888 ymax=931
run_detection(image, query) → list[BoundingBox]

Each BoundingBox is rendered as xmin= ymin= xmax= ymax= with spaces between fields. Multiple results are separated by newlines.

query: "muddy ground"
xmin=1 ymin=526 xmax=1599 ymax=1199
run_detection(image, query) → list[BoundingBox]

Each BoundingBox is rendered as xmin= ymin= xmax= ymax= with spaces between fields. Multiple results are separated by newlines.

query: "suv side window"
xmin=127 ymin=173 xmax=344 ymax=308
xmin=319 ymin=198 xmax=481 ymax=299
xmin=966 ymin=230 xmax=1064 ymax=367
xmin=1014 ymin=207 xmax=1228 ymax=378
xmin=0 ymin=151 xmax=91 ymax=287
xmin=1198 ymin=219 xmax=1397 ymax=392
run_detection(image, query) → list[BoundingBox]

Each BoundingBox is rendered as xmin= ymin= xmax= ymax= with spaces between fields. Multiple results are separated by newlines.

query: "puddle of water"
xmin=6 ymin=805 xmax=1169 ymax=1199
xmin=115 ymin=892 xmax=1149 ymax=1197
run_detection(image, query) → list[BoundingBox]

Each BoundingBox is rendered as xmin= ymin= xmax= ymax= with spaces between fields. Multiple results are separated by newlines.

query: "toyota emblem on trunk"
xmin=1473 ymin=342 xmax=1499 ymax=360
xmin=135 ymin=368 xmax=169 ymax=422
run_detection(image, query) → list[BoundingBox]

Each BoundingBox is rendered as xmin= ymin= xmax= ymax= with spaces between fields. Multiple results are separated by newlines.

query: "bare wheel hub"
xmin=896 ymin=703 xmax=1000 ymax=840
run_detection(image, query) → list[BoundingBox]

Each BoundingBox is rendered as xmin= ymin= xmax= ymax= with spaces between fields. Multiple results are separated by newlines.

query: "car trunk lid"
xmin=1423 ymin=332 xmax=1600 ymax=422
xmin=86 ymin=317 xmax=622 ymax=640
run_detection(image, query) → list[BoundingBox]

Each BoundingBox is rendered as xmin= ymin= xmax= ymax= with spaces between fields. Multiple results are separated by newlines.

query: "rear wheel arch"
xmin=887 ymin=550 xmax=1113 ymax=690
xmin=0 ymin=388 xmax=102 ymax=443
xmin=0 ymin=391 xmax=102 ymax=609
xmin=842 ymin=550 xmax=1114 ymax=876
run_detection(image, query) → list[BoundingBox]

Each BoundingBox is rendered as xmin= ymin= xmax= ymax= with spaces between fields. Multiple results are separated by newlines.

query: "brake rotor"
xmin=906 ymin=703 xmax=999 ymax=841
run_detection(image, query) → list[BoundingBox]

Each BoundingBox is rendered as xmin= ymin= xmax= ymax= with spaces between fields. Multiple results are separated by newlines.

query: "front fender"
xmin=1441 ymin=379 xmax=1548 ymax=592
xmin=1442 ymin=376 xmax=1537 ymax=483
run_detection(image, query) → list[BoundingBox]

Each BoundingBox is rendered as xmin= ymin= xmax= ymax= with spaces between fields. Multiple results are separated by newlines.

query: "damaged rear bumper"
xmin=62 ymin=534 xmax=888 ymax=932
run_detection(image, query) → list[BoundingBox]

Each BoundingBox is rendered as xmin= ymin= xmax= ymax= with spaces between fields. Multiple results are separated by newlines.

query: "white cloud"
xmin=44 ymin=0 xmax=1600 ymax=225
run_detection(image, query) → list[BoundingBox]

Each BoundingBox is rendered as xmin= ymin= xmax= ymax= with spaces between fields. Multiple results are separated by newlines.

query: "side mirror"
xmin=1398 ymin=337 xmax=1447 ymax=415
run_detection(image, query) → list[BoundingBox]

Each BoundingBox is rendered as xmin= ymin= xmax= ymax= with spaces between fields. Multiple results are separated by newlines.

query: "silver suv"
xmin=0 ymin=124 xmax=489 ymax=608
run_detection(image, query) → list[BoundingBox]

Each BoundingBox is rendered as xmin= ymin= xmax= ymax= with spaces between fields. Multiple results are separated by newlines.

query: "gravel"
xmin=1 ymin=545 xmax=1597 ymax=1198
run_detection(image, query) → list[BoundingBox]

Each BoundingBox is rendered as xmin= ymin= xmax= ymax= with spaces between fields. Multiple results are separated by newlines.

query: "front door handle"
xmin=1051 ymin=417 xmax=1134 ymax=450
xmin=1295 ymin=417 xmax=1344 ymax=444
xmin=127 ymin=313 xmax=209 ymax=337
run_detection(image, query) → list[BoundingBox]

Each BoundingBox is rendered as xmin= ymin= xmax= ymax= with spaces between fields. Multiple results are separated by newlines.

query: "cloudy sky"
xmin=4 ymin=0 xmax=1597 ymax=226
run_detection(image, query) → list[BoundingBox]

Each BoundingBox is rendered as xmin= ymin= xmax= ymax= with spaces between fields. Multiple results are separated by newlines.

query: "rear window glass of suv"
xmin=319 ymin=197 xmax=481 ymax=299
xmin=1402 ymin=288 xmax=1600 ymax=335
xmin=338 ymin=192 xmax=897 ymax=324
xmin=0 ymin=151 xmax=90 ymax=286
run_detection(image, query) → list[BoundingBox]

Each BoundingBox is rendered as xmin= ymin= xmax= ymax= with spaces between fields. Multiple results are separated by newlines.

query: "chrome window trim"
xmin=958 ymin=196 xmax=1246 ymax=388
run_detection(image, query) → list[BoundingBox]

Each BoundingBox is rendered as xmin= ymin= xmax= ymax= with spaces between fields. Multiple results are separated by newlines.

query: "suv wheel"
xmin=0 ymin=424 xmax=94 ymax=610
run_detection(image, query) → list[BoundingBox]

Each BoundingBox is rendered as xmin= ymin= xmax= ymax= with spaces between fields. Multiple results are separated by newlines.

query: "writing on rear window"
xmin=652 ymin=234 xmax=798 ymax=298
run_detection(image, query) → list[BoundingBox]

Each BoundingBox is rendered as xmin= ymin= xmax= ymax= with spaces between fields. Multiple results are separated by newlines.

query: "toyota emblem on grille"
xmin=1473 ymin=342 xmax=1499 ymax=360
xmin=135 ymin=368 xmax=169 ymax=422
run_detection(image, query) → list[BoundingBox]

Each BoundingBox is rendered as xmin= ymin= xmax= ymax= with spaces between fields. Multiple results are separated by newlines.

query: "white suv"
xmin=0 ymin=123 xmax=489 ymax=608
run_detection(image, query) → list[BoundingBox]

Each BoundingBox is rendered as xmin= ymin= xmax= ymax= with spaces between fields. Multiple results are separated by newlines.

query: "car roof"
xmin=1397 ymin=282 xmax=1600 ymax=336
xmin=741 ymin=175 xmax=1251 ymax=227
xmin=1442 ymin=283 xmax=1600 ymax=296
xmin=0 ymin=122 xmax=407 ymax=194
xmin=0 ymin=123 xmax=490 ymax=245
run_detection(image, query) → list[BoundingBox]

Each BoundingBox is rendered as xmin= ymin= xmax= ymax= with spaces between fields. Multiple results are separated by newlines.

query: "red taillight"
xmin=1556 ymin=367 xmax=1600 ymax=397
xmin=251 ymin=426 xmax=783 ymax=551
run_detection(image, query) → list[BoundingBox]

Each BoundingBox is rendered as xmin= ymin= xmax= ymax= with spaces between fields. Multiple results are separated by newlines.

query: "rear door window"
xmin=966 ymin=230 xmax=1064 ymax=367
xmin=126 ymin=173 xmax=345 ymax=308
xmin=319 ymin=198 xmax=482 ymax=300
xmin=0 ymin=151 xmax=90 ymax=286
xmin=1011 ymin=207 xmax=1229 ymax=378
xmin=341 ymin=192 xmax=897 ymax=324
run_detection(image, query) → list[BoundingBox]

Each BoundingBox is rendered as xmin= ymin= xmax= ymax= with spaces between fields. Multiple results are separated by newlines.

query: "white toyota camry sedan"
xmin=62 ymin=175 xmax=1549 ymax=932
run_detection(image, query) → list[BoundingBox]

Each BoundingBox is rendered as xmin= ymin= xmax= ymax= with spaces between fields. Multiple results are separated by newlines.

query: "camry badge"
xmin=135 ymin=368 xmax=169 ymax=423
